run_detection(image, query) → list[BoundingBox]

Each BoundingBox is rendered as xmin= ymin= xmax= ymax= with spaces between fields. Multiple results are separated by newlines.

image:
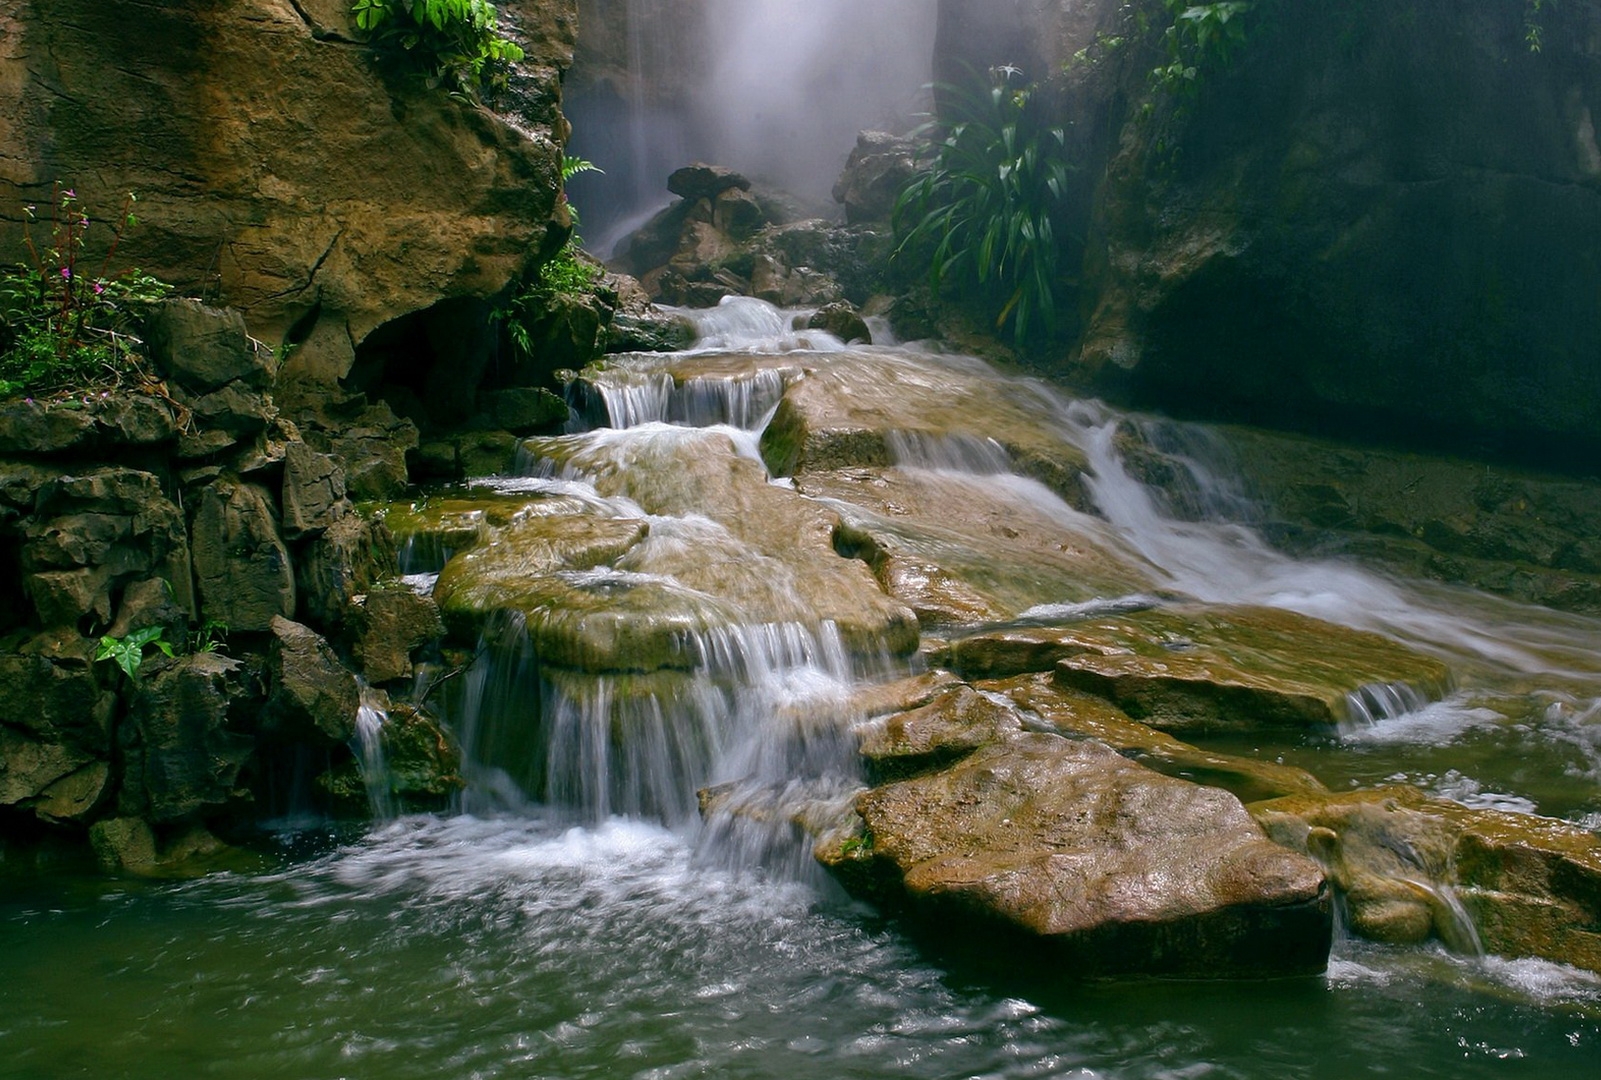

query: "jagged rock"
xmin=177 ymin=428 xmax=240 ymax=460
xmin=106 ymin=576 xmax=189 ymax=642
xmin=711 ymin=187 xmax=766 ymax=240
xmin=833 ymin=131 xmax=917 ymax=224
xmin=31 ymin=761 xmax=113 ymax=825
xmin=144 ymin=300 xmax=274 ymax=393
xmin=190 ymin=478 xmax=295 ymax=633
xmin=485 ymin=387 xmax=569 ymax=435
xmin=281 ymin=441 xmax=348 ymax=538
xmin=0 ymin=639 xmax=114 ymax=752
xmin=179 ymin=382 xmax=277 ymax=437
xmin=267 ymin=616 xmax=360 ymax=743
xmin=818 ymin=731 xmax=1331 ymax=977
xmin=605 ymin=310 xmax=697 ymax=353
xmin=121 ymin=652 xmax=255 ymax=822
xmin=806 ymin=302 xmax=872 ymax=345
xmin=0 ymin=0 xmax=576 ymax=350
xmin=296 ymin=511 xmax=394 ymax=629
xmin=668 ymin=163 xmax=752 ymax=201
xmin=0 ymin=727 xmax=94 ymax=809
xmin=1254 ymin=787 xmax=1601 ymax=972
xmin=0 ymin=400 xmax=97 ymax=454
xmin=940 ymin=604 xmax=1450 ymax=732
xmin=302 ymin=400 xmax=418 ymax=501
xmin=351 ymin=584 xmax=444 ymax=685
xmin=19 ymin=467 xmax=192 ymax=628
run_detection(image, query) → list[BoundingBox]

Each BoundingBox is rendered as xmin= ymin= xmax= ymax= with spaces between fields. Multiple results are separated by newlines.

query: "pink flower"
xmin=92 ymin=282 xmax=105 ymax=295
xmin=60 ymin=267 xmax=71 ymax=279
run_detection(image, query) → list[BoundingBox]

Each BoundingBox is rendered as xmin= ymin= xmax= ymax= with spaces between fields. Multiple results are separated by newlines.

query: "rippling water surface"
xmin=4 ymin=814 xmax=1600 ymax=1080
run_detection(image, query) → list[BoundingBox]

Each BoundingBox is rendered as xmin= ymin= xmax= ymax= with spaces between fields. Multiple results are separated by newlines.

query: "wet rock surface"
xmin=820 ymin=731 xmax=1331 ymax=978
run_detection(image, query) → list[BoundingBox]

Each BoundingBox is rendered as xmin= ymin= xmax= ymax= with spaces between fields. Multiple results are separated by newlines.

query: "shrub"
xmin=350 ymin=0 xmax=526 ymax=94
xmin=893 ymin=67 xmax=1071 ymax=349
xmin=0 ymin=185 xmax=171 ymax=400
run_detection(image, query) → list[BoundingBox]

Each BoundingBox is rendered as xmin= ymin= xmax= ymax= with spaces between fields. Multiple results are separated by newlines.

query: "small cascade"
xmin=1402 ymin=876 xmax=1487 ymax=957
xmin=353 ymin=685 xmax=397 ymax=822
xmin=449 ymin=609 xmax=866 ymax=828
xmin=579 ymin=365 xmax=790 ymax=431
xmin=1343 ymin=680 xmax=1434 ymax=731
xmin=887 ymin=430 xmax=1013 ymax=473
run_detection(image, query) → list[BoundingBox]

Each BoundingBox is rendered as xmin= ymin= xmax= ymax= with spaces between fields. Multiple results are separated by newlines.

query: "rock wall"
xmin=0 ymin=0 xmax=577 ymax=383
xmin=934 ymin=0 xmax=1601 ymax=469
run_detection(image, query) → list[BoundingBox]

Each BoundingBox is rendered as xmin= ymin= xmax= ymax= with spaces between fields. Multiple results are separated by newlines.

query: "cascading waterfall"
xmin=352 ymin=684 xmax=397 ymax=821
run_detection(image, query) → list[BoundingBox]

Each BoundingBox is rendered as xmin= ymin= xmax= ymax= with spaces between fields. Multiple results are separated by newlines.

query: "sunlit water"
xmin=6 ymin=298 xmax=1601 ymax=1077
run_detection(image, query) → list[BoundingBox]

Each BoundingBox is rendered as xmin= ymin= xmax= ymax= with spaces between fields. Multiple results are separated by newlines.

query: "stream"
xmin=4 ymin=301 xmax=1601 ymax=1078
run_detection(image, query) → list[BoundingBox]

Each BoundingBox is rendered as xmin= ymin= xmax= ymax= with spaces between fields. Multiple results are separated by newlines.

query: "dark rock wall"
xmin=936 ymin=0 xmax=1601 ymax=469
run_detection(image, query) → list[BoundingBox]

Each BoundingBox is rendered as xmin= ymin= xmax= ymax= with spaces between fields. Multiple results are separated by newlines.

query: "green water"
xmin=3 ymin=814 xmax=1599 ymax=1080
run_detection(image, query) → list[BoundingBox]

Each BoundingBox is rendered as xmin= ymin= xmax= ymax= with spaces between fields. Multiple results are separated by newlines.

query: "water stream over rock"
xmin=6 ymin=298 xmax=1601 ymax=1073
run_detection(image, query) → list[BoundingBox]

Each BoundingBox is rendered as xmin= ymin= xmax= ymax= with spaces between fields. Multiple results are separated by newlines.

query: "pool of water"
xmin=4 ymin=814 xmax=1599 ymax=1080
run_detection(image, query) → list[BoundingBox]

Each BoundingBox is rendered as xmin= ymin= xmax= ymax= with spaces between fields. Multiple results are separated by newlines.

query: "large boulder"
xmin=820 ymin=731 xmax=1332 ymax=978
xmin=0 ymin=0 xmax=576 ymax=364
xmin=190 ymin=478 xmax=295 ymax=633
xmin=120 ymin=653 xmax=256 ymax=822
xmin=833 ymin=131 xmax=917 ymax=224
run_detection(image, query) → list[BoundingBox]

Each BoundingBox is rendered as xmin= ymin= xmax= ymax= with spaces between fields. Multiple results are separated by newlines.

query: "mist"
xmin=691 ymin=0 xmax=937 ymax=201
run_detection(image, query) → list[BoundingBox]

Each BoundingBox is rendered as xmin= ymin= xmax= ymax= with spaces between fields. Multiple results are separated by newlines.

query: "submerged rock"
xmin=819 ymin=731 xmax=1331 ymax=978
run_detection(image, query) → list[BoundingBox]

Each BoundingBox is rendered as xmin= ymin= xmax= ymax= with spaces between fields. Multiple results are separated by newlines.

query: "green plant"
xmin=892 ymin=67 xmax=1071 ymax=348
xmin=191 ymin=619 xmax=229 ymax=654
xmin=494 ymin=154 xmax=606 ymax=360
xmin=350 ymin=0 xmax=525 ymax=94
xmin=95 ymin=626 xmax=173 ymax=681
xmin=559 ymin=154 xmax=602 ymax=232
xmin=1525 ymin=0 xmax=1546 ymax=52
xmin=0 ymin=185 xmax=171 ymax=400
xmin=1151 ymin=1 xmax=1254 ymax=97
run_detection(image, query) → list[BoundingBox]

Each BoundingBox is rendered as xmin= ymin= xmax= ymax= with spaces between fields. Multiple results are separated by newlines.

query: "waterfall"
xmin=353 ymin=685 xmax=397 ymax=822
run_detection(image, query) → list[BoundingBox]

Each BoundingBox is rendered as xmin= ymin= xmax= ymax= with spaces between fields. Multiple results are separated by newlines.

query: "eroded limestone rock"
xmin=267 ymin=616 xmax=359 ymax=743
xmin=819 ymin=732 xmax=1331 ymax=977
xmin=121 ymin=653 xmax=255 ymax=822
xmin=190 ymin=478 xmax=295 ymax=633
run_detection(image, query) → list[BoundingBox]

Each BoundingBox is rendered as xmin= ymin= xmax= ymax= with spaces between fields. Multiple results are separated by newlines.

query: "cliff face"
xmin=936 ymin=0 xmax=1601 ymax=467
xmin=0 ymin=0 xmax=577 ymax=380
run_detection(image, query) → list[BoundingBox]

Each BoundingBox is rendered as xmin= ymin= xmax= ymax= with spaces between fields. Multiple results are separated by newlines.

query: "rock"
xmin=800 ymin=467 xmax=1147 ymax=628
xmin=106 ymin=576 xmax=189 ymax=642
xmin=857 ymin=685 xmax=1022 ymax=782
xmin=302 ymin=401 xmax=418 ymax=501
xmin=667 ymin=163 xmax=752 ymax=201
xmin=833 ymin=131 xmax=917 ymax=224
xmin=979 ymin=673 xmax=1329 ymax=804
xmin=0 ymin=0 xmax=576 ymax=351
xmin=281 ymin=441 xmax=348 ymax=538
xmin=711 ymin=188 xmax=767 ymax=240
xmin=179 ymin=382 xmax=277 ymax=437
xmin=485 ymin=387 xmax=569 ymax=435
xmin=0 ymin=645 xmax=114 ymax=755
xmin=267 ymin=616 xmax=360 ymax=743
xmin=757 ymin=349 xmax=1090 ymax=506
xmin=317 ymin=703 xmax=463 ymax=811
xmin=806 ymin=302 xmax=872 ymax=345
xmin=940 ymin=604 xmax=1450 ymax=733
xmin=88 ymin=817 xmax=159 ymax=875
xmin=31 ymin=761 xmax=113 ymax=825
xmin=177 ymin=429 xmax=240 ymax=460
xmin=190 ymin=478 xmax=295 ymax=633
xmin=1254 ymin=787 xmax=1601 ymax=972
xmin=0 ymin=727 xmax=94 ymax=809
xmin=819 ymin=731 xmax=1331 ymax=977
xmin=351 ymin=585 xmax=445 ymax=685
xmin=121 ymin=652 xmax=255 ymax=822
xmin=605 ymin=310 xmax=697 ymax=354
xmin=19 ymin=467 xmax=192 ymax=629
xmin=296 ymin=511 xmax=395 ymax=629
xmin=0 ymin=400 xmax=96 ymax=454
xmin=144 ymin=300 xmax=274 ymax=393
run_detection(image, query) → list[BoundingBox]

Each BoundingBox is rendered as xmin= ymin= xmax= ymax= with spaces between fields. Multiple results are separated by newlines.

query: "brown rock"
xmin=267 ymin=616 xmax=360 ymax=743
xmin=190 ymin=478 xmax=295 ymax=633
xmin=122 ymin=653 xmax=255 ymax=822
xmin=281 ymin=441 xmax=348 ymax=538
xmin=821 ymin=732 xmax=1331 ymax=977
xmin=352 ymin=585 xmax=445 ymax=685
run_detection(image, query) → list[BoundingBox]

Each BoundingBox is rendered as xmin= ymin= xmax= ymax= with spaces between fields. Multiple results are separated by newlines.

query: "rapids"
xmin=5 ymin=298 xmax=1601 ymax=1076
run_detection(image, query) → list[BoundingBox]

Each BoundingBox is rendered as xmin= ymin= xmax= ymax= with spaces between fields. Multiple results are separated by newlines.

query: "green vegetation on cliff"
xmin=351 ymin=0 xmax=526 ymax=93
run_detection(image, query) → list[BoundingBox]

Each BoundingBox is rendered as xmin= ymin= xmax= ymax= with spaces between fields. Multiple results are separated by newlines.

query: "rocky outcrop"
xmin=0 ymin=0 xmax=576 ymax=371
xmin=930 ymin=0 xmax=1601 ymax=467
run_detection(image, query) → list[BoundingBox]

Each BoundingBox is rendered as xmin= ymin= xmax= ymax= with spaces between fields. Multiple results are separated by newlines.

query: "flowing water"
xmin=5 ymin=300 xmax=1601 ymax=1077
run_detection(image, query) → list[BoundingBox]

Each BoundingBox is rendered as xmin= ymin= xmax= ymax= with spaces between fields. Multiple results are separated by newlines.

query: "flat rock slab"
xmin=980 ymin=673 xmax=1328 ymax=804
xmin=798 ymin=466 xmax=1152 ymax=629
xmin=756 ymin=350 xmax=1091 ymax=505
xmin=819 ymin=732 xmax=1331 ymax=978
xmin=1254 ymin=786 xmax=1601 ymax=972
xmin=941 ymin=604 xmax=1450 ymax=732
